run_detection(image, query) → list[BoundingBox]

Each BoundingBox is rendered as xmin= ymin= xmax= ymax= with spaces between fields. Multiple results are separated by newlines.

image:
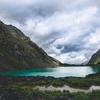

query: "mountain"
xmin=0 ymin=21 xmax=61 ymax=72
xmin=88 ymin=49 xmax=100 ymax=66
xmin=82 ymin=60 xmax=89 ymax=65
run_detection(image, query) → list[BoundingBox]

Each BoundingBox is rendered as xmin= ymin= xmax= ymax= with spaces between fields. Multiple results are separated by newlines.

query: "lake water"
xmin=1 ymin=66 xmax=100 ymax=77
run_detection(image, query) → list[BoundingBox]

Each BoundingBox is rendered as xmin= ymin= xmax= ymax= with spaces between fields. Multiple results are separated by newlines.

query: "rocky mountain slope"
xmin=0 ymin=21 xmax=61 ymax=72
xmin=88 ymin=49 xmax=100 ymax=65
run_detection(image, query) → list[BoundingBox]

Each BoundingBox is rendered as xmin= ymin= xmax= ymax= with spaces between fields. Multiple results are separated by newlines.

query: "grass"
xmin=0 ymin=72 xmax=100 ymax=99
xmin=1 ymin=84 xmax=100 ymax=100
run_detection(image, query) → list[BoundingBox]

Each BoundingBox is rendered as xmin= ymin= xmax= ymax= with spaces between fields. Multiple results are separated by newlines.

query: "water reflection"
xmin=33 ymin=85 xmax=100 ymax=93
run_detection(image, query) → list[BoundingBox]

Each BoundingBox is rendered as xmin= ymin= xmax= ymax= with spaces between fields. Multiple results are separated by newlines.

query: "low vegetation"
xmin=0 ymin=72 xmax=100 ymax=99
xmin=1 ymin=72 xmax=100 ymax=88
xmin=0 ymin=84 xmax=100 ymax=100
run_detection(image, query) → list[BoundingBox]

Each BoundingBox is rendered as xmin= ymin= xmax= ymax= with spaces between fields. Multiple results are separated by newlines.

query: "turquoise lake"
xmin=1 ymin=66 xmax=100 ymax=77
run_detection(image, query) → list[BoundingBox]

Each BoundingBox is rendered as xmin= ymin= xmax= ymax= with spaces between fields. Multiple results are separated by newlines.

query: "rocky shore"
xmin=0 ymin=74 xmax=100 ymax=100
xmin=0 ymin=76 xmax=72 ymax=100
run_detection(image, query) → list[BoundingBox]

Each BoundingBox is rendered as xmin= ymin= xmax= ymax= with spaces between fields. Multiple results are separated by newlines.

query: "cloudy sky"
xmin=0 ymin=0 xmax=100 ymax=64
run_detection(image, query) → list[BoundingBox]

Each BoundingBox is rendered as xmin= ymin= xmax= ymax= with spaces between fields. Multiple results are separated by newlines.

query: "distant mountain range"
xmin=88 ymin=49 xmax=100 ymax=66
xmin=0 ymin=21 xmax=61 ymax=72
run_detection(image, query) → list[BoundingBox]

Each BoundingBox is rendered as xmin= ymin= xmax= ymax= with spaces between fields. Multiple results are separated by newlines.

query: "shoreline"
xmin=0 ymin=71 xmax=100 ymax=88
xmin=33 ymin=85 xmax=100 ymax=93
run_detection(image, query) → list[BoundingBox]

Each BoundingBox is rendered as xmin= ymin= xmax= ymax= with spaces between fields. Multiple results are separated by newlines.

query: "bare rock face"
xmin=88 ymin=49 xmax=100 ymax=66
xmin=0 ymin=21 xmax=61 ymax=72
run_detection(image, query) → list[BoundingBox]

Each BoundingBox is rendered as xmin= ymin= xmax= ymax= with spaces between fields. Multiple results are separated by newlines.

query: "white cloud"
xmin=88 ymin=29 xmax=100 ymax=45
xmin=0 ymin=0 xmax=35 ymax=5
xmin=84 ymin=29 xmax=100 ymax=51
xmin=50 ymin=51 xmax=87 ymax=64
xmin=34 ymin=6 xmax=97 ymax=36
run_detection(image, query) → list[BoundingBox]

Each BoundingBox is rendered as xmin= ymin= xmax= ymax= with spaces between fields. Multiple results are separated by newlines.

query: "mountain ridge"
xmin=0 ymin=20 xmax=61 ymax=72
xmin=88 ymin=49 xmax=100 ymax=66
